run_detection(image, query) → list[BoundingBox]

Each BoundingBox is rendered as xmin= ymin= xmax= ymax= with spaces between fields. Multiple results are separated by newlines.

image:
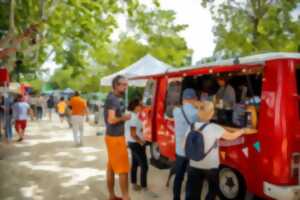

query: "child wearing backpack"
xmin=185 ymin=101 xmax=257 ymax=200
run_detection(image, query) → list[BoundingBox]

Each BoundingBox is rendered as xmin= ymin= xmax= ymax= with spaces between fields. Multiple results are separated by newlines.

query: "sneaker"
xmin=132 ymin=184 xmax=142 ymax=191
xmin=142 ymin=189 xmax=159 ymax=198
xmin=17 ymin=138 xmax=23 ymax=142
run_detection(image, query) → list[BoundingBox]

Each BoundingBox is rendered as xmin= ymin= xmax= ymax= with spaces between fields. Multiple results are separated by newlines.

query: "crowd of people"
xmin=0 ymin=74 xmax=258 ymax=200
xmin=0 ymin=91 xmax=90 ymax=146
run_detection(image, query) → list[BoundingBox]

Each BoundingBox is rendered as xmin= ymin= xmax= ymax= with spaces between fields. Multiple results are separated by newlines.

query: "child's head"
xmin=128 ymin=99 xmax=142 ymax=112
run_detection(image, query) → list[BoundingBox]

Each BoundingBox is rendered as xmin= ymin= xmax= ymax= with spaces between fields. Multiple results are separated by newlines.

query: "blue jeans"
xmin=173 ymin=154 xmax=189 ymax=200
xmin=37 ymin=106 xmax=43 ymax=120
xmin=5 ymin=116 xmax=13 ymax=141
xmin=128 ymin=142 xmax=148 ymax=188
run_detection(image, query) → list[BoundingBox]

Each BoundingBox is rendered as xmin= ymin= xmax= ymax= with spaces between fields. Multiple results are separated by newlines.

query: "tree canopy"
xmin=0 ymin=0 xmax=192 ymax=92
xmin=200 ymin=0 xmax=300 ymax=60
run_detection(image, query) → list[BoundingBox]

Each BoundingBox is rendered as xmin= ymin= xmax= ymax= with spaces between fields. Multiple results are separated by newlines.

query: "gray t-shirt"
xmin=189 ymin=122 xmax=225 ymax=169
xmin=216 ymin=84 xmax=236 ymax=108
xmin=104 ymin=92 xmax=126 ymax=136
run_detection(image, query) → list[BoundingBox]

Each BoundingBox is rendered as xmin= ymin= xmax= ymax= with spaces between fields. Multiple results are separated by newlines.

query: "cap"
xmin=182 ymin=88 xmax=197 ymax=100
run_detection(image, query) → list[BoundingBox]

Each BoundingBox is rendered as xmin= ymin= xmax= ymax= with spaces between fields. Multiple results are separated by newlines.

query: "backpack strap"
xmin=180 ymin=106 xmax=192 ymax=127
xmin=197 ymin=123 xmax=209 ymax=132
xmin=203 ymin=140 xmax=218 ymax=158
xmin=197 ymin=123 xmax=218 ymax=159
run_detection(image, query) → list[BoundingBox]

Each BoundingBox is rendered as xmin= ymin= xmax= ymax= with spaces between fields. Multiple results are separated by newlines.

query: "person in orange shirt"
xmin=69 ymin=91 xmax=88 ymax=146
xmin=56 ymin=97 xmax=67 ymax=123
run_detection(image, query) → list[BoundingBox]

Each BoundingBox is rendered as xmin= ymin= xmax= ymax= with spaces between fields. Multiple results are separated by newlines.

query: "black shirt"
xmin=104 ymin=92 xmax=126 ymax=136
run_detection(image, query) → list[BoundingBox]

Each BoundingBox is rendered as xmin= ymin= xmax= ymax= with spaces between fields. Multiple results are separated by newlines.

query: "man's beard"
xmin=118 ymin=91 xmax=125 ymax=97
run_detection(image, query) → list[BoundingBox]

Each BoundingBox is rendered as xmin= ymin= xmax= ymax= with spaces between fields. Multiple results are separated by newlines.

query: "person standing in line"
xmin=12 ymin=94 xmax=33 ymax=142
xmin=172 ymin=88 xmax=199 ymax=200
xmin=69 ymin=91 xmax=88 ymax=146
xmin=125 ymin=99 xmax=158 ymax=198
xmin=36 ymin=95 xmax=44 ymax=120
xmin=103 ymin=75 xmax=131 ymax=200
xmin=47 ymin=95 xmax=55 ymax=121
xmin=185 ymin=101 xmax=257 ymax=200
xmin=56 ymin=97 xmax=67 ymax=123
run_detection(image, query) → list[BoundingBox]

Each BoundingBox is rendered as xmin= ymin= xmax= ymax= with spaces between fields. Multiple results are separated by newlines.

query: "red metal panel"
xmin=0 ymin=67 xmax=9 ymax=86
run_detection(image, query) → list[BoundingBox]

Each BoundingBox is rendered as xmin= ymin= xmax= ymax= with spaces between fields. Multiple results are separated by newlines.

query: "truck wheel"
xmin=150 ymin=142 xmax=161 ymax=161
xmin=218 ymin=167 xmax=246 ymax=200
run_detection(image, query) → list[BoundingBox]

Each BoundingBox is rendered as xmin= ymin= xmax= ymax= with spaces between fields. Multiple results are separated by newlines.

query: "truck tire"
xmin=150 ymin=142 xmax=161 ymax=161
xmin=150 ymin=143 xmax=170 ymax=169
xmin=218 ymin=167 xmax=246 ymax=200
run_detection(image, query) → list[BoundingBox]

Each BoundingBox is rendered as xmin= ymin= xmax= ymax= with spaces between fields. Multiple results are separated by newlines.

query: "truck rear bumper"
xmin=264 ymin=182 xmax=300 ymax=200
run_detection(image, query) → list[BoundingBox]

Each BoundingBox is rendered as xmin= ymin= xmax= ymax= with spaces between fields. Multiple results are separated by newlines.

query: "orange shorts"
xmin=105 ymin=135 xmax=130 ymax=174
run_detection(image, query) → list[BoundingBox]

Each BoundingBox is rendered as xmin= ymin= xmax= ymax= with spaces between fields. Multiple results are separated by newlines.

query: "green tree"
xmin=1 ymin=0 xmax=192 ymax=92
xmin=200 ymin=0 xmax=300 ymax=58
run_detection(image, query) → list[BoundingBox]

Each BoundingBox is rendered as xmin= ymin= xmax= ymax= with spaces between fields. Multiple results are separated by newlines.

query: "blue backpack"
xmin=181 ymin=107 xmax=217 ymax=161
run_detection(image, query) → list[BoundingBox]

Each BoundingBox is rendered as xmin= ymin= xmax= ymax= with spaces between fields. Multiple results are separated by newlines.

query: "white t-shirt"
xmin=13 ymin=102 xmax=30 ymax=120
xmin=189 ymin=122 xmax=225 ymax=169
xmin=125 ymin=112 xmax=143 ymax=143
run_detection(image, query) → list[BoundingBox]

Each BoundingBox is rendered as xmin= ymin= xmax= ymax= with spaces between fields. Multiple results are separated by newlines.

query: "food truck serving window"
xmin=143 ymin=80 xmax=156 ymax=106
xmin=165 ymin=79 xmax=182 ymax=118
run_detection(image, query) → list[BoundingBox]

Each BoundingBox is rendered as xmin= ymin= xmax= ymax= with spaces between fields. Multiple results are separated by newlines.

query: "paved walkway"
xmin=0 ymin=116 xmax=172 ymax=200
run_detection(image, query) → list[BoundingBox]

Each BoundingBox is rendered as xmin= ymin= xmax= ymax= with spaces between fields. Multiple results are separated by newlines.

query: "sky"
xmin=152 ymin=0 xmax=215 ymax=63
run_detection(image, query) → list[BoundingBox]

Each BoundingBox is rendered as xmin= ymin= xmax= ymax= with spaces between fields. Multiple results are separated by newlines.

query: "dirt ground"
xmin=0 ymin=115 xmax=173 ymax=200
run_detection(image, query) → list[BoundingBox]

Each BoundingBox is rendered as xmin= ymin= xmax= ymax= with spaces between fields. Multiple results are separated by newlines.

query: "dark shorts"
xmin=15 ymin=120 xmax=27 ymax=132
xmin=59 ymin=113 xmax=65 ymax=117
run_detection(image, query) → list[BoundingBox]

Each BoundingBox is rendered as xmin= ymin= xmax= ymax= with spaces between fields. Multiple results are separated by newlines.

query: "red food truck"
xmin=133 ymin=53 xmax=300 ymax=199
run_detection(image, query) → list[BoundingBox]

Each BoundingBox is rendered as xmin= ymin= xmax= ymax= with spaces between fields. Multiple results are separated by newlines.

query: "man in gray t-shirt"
xmin=104 ymin=92 xmax=126 ymax=136
xmin=103 ymin=75 xmax=131 ymax=200
xmin=216 ymin=77 xmax=236 ymax=109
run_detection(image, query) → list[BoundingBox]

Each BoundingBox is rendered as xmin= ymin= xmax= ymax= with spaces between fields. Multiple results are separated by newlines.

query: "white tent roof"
xmin=100 ymin=54 xmax=173 ymax=87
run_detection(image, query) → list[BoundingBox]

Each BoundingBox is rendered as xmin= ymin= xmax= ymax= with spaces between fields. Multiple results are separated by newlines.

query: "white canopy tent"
xmin=100 ymin=54 xmax=173 ymax=87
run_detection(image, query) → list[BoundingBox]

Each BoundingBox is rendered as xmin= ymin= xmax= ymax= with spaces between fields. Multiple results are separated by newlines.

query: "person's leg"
xmin=129 ymin=144 xmax=139 ymax=186
xmin=78 ymin=116 xmax=84 ymax=145
xmin=205 ymin=169 xmax=219 ymax=200
xmin=185 ymin=167 xmax=204 ymax=200
xmin=37 ymin=107 xmax=41 ymax=119
xmin=138 ymin=145 xmax=148 ymax=188
xmin=15 ymin=121 xmax=23 ymax=141
xmin=119 ymin=173 xmax=130 ymax=200
xmin=20 ymin=121 xmax=27 ymax=139
xmin=107 ymin=164 xmax=117 ymax=199
xmin=173 ymin=155 xmax=189 ymax=200
xmin=71 ymin=116 xmax=79 ymax=145
xmin=5 ymin=117 xmax=13 ymax=142
xmin=48 ymin=108 xmax=51 ymax=120
xmin=40 ymin=107 xmax=43 ymax=119
xmin=38 ymin=107 xmax=41 ymax=119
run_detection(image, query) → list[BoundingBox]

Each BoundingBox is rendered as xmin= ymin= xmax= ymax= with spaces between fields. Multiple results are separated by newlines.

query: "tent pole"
xmin=125 ymin=87 xmax=128 ymax=109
